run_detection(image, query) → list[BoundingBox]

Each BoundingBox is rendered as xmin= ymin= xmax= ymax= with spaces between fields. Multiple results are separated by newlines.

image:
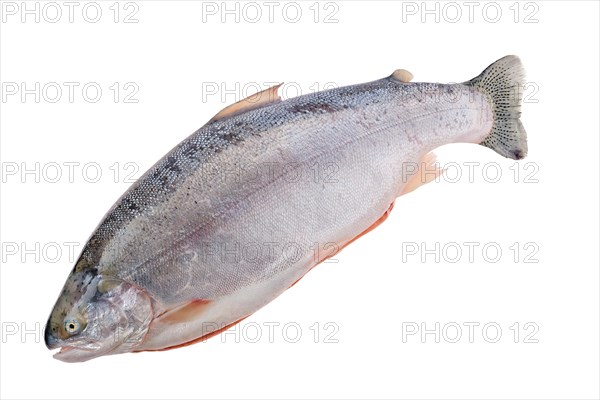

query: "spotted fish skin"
xmin=45 ymin=55 xmax=527 ymax=362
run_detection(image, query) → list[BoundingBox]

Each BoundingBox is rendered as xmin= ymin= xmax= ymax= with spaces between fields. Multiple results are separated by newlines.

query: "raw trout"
xmin=45 ymin=55 xmax=528 ymax=362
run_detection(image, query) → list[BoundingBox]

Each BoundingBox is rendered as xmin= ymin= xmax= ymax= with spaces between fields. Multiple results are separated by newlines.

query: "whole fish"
xmin=45 ymin=55 xmax=527 ymax=362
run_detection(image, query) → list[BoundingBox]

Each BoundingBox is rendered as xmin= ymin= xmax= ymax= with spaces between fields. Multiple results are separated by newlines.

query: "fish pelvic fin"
xmin=466 ymin=55 xmax=528 ymax=160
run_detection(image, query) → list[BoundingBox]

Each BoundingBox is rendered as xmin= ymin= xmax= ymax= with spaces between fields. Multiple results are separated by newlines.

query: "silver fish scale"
xmin=78 ymin=78 xmax=485 ymax=304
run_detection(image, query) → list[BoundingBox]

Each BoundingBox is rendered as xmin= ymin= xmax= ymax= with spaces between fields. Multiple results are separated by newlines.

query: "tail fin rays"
xmin=466 ymin=55 xmax=528 ymax=160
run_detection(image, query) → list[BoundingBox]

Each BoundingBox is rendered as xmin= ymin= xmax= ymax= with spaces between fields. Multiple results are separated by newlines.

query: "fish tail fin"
xmin=466 ymin=55 xmax=528 ymax=160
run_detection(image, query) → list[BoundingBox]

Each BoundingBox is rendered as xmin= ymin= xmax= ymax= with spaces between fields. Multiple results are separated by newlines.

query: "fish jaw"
xmin=45 ymin=326 xmax=119 ymax=363
xmin=53 ymin=346 xmax=91 ymax=363
xmin=51 ymin=342 xmax=118 ymax=363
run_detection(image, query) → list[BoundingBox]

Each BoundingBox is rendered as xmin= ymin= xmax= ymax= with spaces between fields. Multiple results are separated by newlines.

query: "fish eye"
xmin=64 ymin=319 xmax=81 ymax=335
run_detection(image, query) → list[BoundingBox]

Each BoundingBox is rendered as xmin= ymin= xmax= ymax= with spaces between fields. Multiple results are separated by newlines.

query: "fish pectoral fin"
xmin=401 ymin=151 xmax=444 ymax=195
xmin=155 ymin=299 xmax=212 ymax=325
xmin=209 ymin=83 xmax=283 ymax=122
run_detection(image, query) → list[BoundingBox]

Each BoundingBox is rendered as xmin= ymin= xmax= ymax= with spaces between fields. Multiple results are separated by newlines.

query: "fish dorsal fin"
xmin=209 ymin=83 xmax=283 ymax=122
xmin=391 ymin=69 xmax=413 ymax=83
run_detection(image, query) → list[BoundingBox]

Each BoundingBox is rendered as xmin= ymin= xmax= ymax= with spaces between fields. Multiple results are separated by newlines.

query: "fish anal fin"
xmin=155 ymin=299 xmax=212 ymax=325
xmin=210 ymin=83 xmax=283 ymax=122
xmin=401 ymin=151 xmax=444 ymax=195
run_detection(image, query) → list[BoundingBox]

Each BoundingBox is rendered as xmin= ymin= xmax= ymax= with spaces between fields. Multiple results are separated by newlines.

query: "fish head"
xmin=45 ymin=268 xmax=153 ymax=362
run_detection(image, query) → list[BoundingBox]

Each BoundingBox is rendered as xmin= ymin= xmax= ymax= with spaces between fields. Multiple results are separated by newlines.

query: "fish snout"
xmin=44 ymin=319 xmax=61 ymax=350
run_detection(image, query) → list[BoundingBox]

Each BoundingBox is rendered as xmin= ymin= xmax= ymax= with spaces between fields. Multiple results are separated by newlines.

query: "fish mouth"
xmin=45 ymin=326 xmax=99 ymax=361
xmin=46 ymin=321 xmax=115 ymax=362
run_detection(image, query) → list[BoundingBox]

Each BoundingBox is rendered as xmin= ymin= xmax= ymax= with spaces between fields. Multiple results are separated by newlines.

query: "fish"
xmin=45 ymin=55 xmax=528 ymax=362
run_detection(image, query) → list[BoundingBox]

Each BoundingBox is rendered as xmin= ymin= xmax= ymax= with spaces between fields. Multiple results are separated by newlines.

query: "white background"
xmin=1 ymin=1 xmax=598 ymax=399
